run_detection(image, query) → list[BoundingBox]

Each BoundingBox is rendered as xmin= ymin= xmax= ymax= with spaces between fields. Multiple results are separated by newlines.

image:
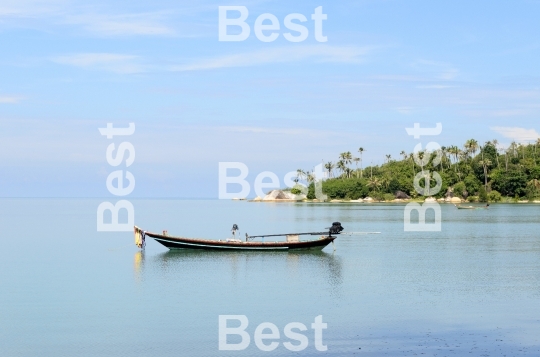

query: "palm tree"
xmin=324 ymin=161 xmax=334 ymax=178
xmin=367 ymin=177 xmax=381 ymax=191
xmin=463 ymin=141 xmax=471 ymax=159
xmin=448 ymin=147 xmax=464 ymax=180
xmin=453 ymin=146 xmax=461 ymax=164
xmin=339 ymin=152 xmax=352 ymax=166
xmin=458 ymin=150 xmax=467 ymax=178
xmin=345 ymin=151 xmax=353 ymax=165
xmin=380 ymin=174 xmax=391 ymax=191
xmin=385 ymin=154 xmax=391 ymax=163
xmin=358 ymin=147 xmax=364 ymax=178
xmin=336 ymin=160 xmax=346 ymax=178
xmin=492 ymin=139 xmax=500 ymax=168
xmin=528 ymin=178 xmax=540 ymax=190
xmin=504 ymin=147 xmax=510 ymax=171
xmin=534 ymin=139 xmax=539 ymax=164
xmin=408 ymin=153 xmax=415 ymax=174
xmin=296 ymin=169 xmax=306 ymax=182
xmin=528 ymin=179 xmax=540 ymax=189
xmin=527 ymin=179 xmax=540 ymax=199
xmin=417 ymin=150 xmax=426 ymax=172
xmin=443 ymin=145 xmax=451 ymax=170
xmin=419 ymin=171 xmax=432 ymax=196
xmin=467 ymin=139 xmax=479 ymax=157
xmin=510 ymin=141 xmax=517 ymax=157
xmin=478 ymin=147 xmax=492 ymax=191
xmin=497 ymin=147 xmax=504 ymax=170
xmin=400 ymin=150 xmax=407 ymax=161
xmin=463 ymin=140 xmax=476 ymax=159
xmin=306 ymin=171 xmax=315 ymax=184
xmin=439 ymin=146 xmax=446 ymax=173
xmin=448 ymin=146 xmax=459 ymax=169
xmin=353 ymin=157 xmax=360 ymax=177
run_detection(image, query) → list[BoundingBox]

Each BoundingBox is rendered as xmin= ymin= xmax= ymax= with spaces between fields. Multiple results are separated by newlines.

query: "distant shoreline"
xmin=241 ymin=198 xmax=540 ymax=204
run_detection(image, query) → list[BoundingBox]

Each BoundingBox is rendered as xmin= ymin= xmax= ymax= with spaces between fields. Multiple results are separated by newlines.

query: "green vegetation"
xmin=296 ymin=139 xmax=540 ymax=202
xmin=290 ymin=187 xmax=303 ymax=195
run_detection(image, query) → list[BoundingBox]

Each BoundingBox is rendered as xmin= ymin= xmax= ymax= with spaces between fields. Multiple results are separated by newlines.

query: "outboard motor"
xmin=328 ymin=222 xmax=344 ymax=235
xmin=231 ymin=224 xmax=239 ymax=238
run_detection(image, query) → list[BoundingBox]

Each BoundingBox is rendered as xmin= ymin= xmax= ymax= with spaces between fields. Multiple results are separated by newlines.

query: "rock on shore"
xmin=262 ymin=190 xmax=306 ymax=201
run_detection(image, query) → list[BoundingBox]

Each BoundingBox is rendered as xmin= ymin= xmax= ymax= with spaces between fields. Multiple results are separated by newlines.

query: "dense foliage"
xmin=296 ymin=140 xmax=540 ymax=202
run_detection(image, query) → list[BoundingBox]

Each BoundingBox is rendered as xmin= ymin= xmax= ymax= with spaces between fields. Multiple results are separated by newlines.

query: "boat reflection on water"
xmin=134 ymin=249 xmax=343 ymax=294
xmin=133 ymin=251 xmax=145 ymax=283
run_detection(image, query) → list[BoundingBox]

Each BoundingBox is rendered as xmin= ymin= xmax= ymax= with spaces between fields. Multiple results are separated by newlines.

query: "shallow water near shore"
xmin=1 ymin=199 xmax=540 ymax=356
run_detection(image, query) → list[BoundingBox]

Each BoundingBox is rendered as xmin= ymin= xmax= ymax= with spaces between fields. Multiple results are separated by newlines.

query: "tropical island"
xmin=284 ymin=139 xmax=540 ymax=203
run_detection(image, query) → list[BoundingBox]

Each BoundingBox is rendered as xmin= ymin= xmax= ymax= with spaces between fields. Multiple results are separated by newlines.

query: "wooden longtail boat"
xmin=134 ymin=222 xmax=345 ymax=251
xmin=455 ymin=204 xmax=489 ymax=210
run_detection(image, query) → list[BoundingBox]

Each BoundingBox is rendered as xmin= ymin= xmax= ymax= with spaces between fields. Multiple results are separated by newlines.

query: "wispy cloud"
xmin=215 ymin=126 xmax=330 ymax=137
xmin=0 ymin=95 xmax=24 ymax=104
xmin=466 ymin=109 xmax=532 ymax=117
xmin=411 ymin=59 xmax=459 ymax=81
xmin=489 ymin=109 xmax=531 ymax=117
xmin=396 ymin=106 xmax=414 ymax=114
xmin=417 ymin=84 xmax=456 ymax=89
xmin=0 ymin=1 xmax=178 ymax=37
xmin=64 ymin=12 xmax=176 ymax=36
xmin=491 ymin=126 xmax=540 ymax=142
xmin=51 ymin=53 xmax=143 ymax=73
xmin=371 ymin=75 xmax=458 ymax=87
xmin=0 ymin=0 xmax=64 ymax=18
xmin=170 ymin=45 xmax=373 ymax=71
xmin=372 ymin=74 xmax=425 ymax=82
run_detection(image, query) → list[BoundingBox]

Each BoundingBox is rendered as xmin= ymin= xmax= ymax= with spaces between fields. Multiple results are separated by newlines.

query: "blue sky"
xmin=1 ymin=0 xmax=540 ymax=197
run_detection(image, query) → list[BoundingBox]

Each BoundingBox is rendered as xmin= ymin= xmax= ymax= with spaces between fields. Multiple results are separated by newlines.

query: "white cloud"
xmin=170 ymin=45 xmax=373 ymax=71
xmin=0 ymin=96 xmax=24 ymax=104
xmin=491 ymin=126 xmax=540 ymax=143
xmin=51 ymin=53 xmax=143 ymax=73
xmin=65 ymin=12 xmax=176 ymax=36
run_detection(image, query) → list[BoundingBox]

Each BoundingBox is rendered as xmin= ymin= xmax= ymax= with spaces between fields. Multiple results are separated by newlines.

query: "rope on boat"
xmin=134 ymin=226 xmax=146 ymax=249
xmin=340 ymin=232 xmax=381 ymax=235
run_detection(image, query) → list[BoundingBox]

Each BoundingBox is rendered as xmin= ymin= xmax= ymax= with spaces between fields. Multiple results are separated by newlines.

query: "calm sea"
xmin=1 ymin=199 xmax=539 ymax=356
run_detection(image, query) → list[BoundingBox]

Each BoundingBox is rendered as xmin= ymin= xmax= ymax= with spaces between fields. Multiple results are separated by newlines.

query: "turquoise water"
xmin=1 ymin=199 xmax=540 ymax=356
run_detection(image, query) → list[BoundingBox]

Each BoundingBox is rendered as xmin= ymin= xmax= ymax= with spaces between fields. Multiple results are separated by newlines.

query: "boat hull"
xmin=145 ymin=232 xmax=335 ymax=251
